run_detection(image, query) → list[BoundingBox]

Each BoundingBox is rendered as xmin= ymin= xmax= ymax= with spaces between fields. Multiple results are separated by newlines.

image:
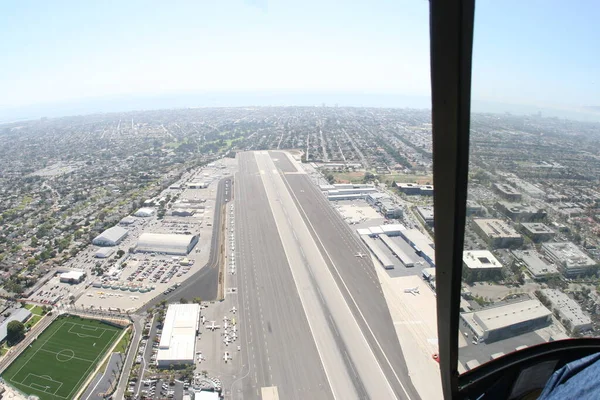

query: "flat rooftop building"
xmin=496 ymin=202 xmax=547 ymax=222
xmin=92 ymin=226 xmax=128 ymax=246
xmin=512 ymin=250 xmax=560 ymax=280
xmin=540 ymin=289 xmax=592 ymax=333
xmin=396 ymin=183 xmax=434 ymax=196
xmin=400 ymin=229 xmax=435 ymax=266
xmin=541 ymin=242 xmax=597 ymax=277
xmin=520 ymin=223 xmax=556 ymax=242
xmin=157 ymin=304 xmax=200 ymax=367
xmin=493 ymin=183 xmax=522 ymax=202
xmin=461 ymin=299 xmax=551 ymax=343
xmin=473 ymin=219 xmax=523 ymax=249
xmin=135 ymin=233 xmax=199 ymax=255
xmin=416 ymin=206 xmax=434 ymax=226
xmin=462 ymin=250 xmax=503 ymax=282
xmin=134 ymin=207 xmax=155 ymax=217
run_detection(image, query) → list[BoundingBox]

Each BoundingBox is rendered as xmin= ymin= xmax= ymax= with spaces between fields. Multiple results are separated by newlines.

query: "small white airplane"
xmin=404 ymin=287 xmax=420 ymax=296
xmin=231 ymin=306 xmax=237 ymax=314
xmin=223 ymin=352 xmax=232 ymax=363
xmin=223 ymin=321 xmax=229 ymax=330
xmin=206 ymin=322 xmax=220 ymax=331
xmin=232 ymin=325 xmax=237 ymax=334
xmin=201 ymin=316 xmax=206 ymax=324
xmin=355 ymin=252 xmax=366 ymax=258
xmin=223 ymin=336 xmax=231 ymax=345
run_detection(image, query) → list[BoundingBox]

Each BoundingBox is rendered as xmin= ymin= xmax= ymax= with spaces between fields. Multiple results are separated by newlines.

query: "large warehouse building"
xmin=135 ymin=233 xmax=198 ymax=255
xmin=92 ymin=226 xmax=128 ymax=246
xmin=157 ymin=304 xmax=201 ymax=367
xmin=461 ymin=299 xmax=551 ymax=343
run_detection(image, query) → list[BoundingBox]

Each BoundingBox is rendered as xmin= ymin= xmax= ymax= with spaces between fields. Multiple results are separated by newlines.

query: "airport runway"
xmin=277 ymin=153 xmax=421 ymax=400
xmin=233 ymin=153 xmax=334 ymax=400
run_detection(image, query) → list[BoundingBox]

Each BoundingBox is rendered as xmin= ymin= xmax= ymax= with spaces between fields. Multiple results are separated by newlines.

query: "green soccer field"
xmin=2 ymin=315 xmax=123 ymax=400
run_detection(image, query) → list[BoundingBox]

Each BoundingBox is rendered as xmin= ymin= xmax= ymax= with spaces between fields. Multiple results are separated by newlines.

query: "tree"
xmin=7 ymin=320 xmax=25 ymax=345
xmin=192 ymin=297 xmax=202 ymax=304
xmin=116 ymin=249 xmax=125 ymax=258
xmin=180 ymin=298 xmax=188 ymax=304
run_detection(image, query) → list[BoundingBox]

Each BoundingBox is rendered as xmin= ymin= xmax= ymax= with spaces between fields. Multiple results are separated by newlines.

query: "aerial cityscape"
xmin=0 ymin=107 xmax=598 ymax=400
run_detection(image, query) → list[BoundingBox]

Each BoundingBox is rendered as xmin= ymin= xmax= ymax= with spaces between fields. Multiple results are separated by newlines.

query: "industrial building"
xmin=539 ymin=289 xmax=592 ymax=333
xmin=462 ymin=250 xmax=503 ymax=282
xmin=157 ymin=304 xmax=201 ymax=367
xmin=134 ymin=207 xmax=155 ymax=217
xmin=135 ymin=233 xmax=199 ymax=255
xmin=416 ymin=206 xmax=434 ymax=226
xmin=0 ymin=308 xmax=32 ymax=343
xmin=495 ymin=201 xmax=547 ymax=222
xmin=519 ymin=222 xmax=555 ymax=242
xmin=492 ymin=183 xmax=522 ymax=202
xmin=512 ymin=250 xmax=560 ymax=280
xmin=356 ymin=224 xmax=406 ymax=238
xmin=379 ymin=234 xmax=414 ymax=267
xmin=94 ymin=247 xmax=115 ymax=258
xmin=472 ymin=219 xmax=523 ymax=248
xmin=92 ymin=226 xmax=129 ymax=246
xmin=324 ymin=185 xmax=378 ymax=201
xmin=461 ymin=299 xmax=551 ymax=343
xmin=59 ymin=270 xmax=86 ymax=284
xmin=395 ymin=183 xmax=434 ymax=196
xmin=360 ymin=235 xmax=394 ymax=269
xmin=366 ymin=192 xmax=390 ymax=206
xmin=541 ymin=242 xmax=598 ymax=277
xmin=400 ymin=229 xmax=436 ymax=266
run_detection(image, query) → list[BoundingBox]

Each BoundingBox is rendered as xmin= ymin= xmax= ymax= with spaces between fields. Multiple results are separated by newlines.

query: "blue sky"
xmin=0 ymin=0 xmax=598 ymax=111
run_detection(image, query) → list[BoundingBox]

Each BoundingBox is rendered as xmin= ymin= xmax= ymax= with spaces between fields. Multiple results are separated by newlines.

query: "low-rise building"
xmin=59 ymin=270 xmax=86 ymax=284
xmin=92 ymin=226 xmax=128 ymax=246
xmin=541 ymin=242 xmax=598 ymax=278
xmin=396 ymin=183 xmax=434 ymax=196
xmin=0 ymin=308 xmax=32 ymax=343
xmin=512 ymin=250 xmax=560 ymax=280
xmin=496 ymin=202 xmax=547 ymax=222
xmin=520 ymin=222 xmax=555 ymax=242
xmin=416 ymin=206 xmax=434 ymax=226
xmin=400 ymin=229 xmax=436 ymax=266
xmin=157 ymin=304 xmax=200 ymax=367
xmin=540 ymin=289 xmax=592 ymax=333
xmin=493 ymin=183 xmax=522 ymax=202
xmin=466 ymin=200 xmax=484 ymax=216
xmin=134 ymin=208 xmax=155 ymax=217
xmin=472 ymin=219 xmax=523 ymax=248
xmin=460 ymin=299 xmax=551 ymax=343
xmin=94 ymin=247 xmax=115 ymax=258
xmin=462 ymin=250 xmax=503 ymax=282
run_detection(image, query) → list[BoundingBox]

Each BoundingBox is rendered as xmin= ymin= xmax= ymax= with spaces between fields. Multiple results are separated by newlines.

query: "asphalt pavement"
xmin=280 ymin=163 xmax=421 ymax=400
xmin=137 ymin=176 xmax=229 ymax=313
xmin=232 ymin=152 xmax=334 ymax=400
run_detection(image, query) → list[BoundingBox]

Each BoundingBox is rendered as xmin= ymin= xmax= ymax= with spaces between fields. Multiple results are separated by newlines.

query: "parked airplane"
xmin=231 ymin=306 xmax=237 ymax=314
xmin=223 ymin=336 xmax=231 ymax=345
xmin=223 ymin=321 xmax=229 ymax=330
xmin=223 ymin=352 xmax=232 ymax=363
xmin=355 ymin=252 xmax=366 ymax=258
xmin=201 ymin=316 xmax=206 ymax=324
xmin=404 ymin=287 xmax=420 ymax=295
xmin=206 ymin=322 xmax=220 ymax=331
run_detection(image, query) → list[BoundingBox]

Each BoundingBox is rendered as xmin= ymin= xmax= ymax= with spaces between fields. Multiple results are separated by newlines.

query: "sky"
xmin=0 ymin=0 xmax=598 ymax=116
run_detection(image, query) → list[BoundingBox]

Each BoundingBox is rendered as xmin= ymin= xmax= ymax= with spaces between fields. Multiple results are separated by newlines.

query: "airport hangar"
xmin=92 ymin=226 xmax=129 ymax=246
xmin=134 ymin=233 xmax=198 ymax=256
xmin=461 ymin=299 xmax=552 ymax=343
xmin=157 ymin=303 xmax=201 ymax=367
